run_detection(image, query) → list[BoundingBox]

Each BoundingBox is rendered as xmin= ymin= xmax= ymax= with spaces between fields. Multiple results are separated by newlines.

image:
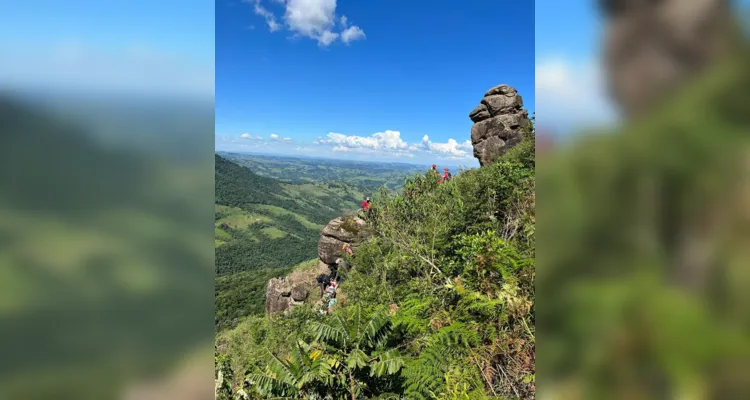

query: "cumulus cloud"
xmin=252 ymin=0 xmax=282 ymax=32
xmin=415 ymin=135 xmax=473 ymax=158
xmin=317 ymin=130 xmax=409 ymax=152
xmin=240 ymin=132 xmax=263 ymax=140
xmin=535 ymin=57 xmax=618 ymax=134
xmin=314 ymin=130 xmax=474 ymax=160
xmin=339 ymin=15 xmax=366 ymax=44
xmin=267 ymin=133 xmax=292 ymax=142
xmin=248 ymin=0 xmax=365 ymax=47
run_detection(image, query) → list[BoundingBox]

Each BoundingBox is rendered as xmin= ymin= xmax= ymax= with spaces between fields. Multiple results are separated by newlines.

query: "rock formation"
xmin=468 ymin=84 xmax=531 ymax=166
xmin=266 ymin=215 xmax=371 ymax=315
xmin=599 ymin=0 xmax=732 ymax=117
xmin=265 ymin=260 xmax=329 ymax=315
xmin=318 ymin=216 xmax=370 ymax=264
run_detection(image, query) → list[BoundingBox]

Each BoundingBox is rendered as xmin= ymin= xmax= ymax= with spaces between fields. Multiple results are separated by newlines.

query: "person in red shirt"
xmin=360 ymin=197 xmax=372 ymax=219
xmin=443 ymin=167 xmax=451 ymax=182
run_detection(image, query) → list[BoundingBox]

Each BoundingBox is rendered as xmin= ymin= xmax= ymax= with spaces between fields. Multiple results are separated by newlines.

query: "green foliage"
xmin=219 ymin=152 xmax=427 ymax=192
xmin=237 ymin=307 xmax=405 ymax=400
xmin=215 ymin=267 xmax=291 ymax=330
xmin=535 ymin=47 xmax=750 ymax=397
xmin=217 ymin=129 xmax=535 ymax=398
xmin=216 ymin=353 xmax=234 ymax=400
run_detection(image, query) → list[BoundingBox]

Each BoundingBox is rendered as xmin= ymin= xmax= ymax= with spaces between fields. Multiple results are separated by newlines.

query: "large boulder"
xmin=318 ymin=216 xmax=370 ymax=264
xmin=265 ymin=261 xmax=329 ymax=315
xmin=599 ymin=0 xmax=731 ymax=117
xmin=266 ymin=215 xmax=371 ymax=315
xmin=468 ymin=84 xmax=531 ymax=166
xmin=265 ymin=278 xmax=292 ymax=315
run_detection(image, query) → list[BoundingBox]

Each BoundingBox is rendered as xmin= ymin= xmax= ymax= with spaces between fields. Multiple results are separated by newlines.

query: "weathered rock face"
xmin=599 ymin=0 xmax=731 ymax=117
xmin=266 ymin=215 xmax=371 ymax=315
xmin=468 ymin=84 xmax=530 ymax=166
xmin=265 ymin=278 xmax=293 ymax=315
xmin=265 ymin=261 xmax=329 ymax=315
xmin=318 ymin=216 xmax=370 ymax=264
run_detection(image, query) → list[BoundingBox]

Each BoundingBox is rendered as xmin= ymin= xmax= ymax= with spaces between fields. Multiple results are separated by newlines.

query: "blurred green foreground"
xmin=536 ymin=41 xmax=750 ymax=399
xmin=0 ymin=94 xmax=215 ymax=399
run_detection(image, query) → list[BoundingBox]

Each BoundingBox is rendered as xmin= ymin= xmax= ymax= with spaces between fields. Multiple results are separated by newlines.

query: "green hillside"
xmin=214 ymin=154 xmax=359 ymax=277
xmin=218 ymin=152 xmax=431 ymax=191
xmin=215 ymin=129 xmax=536 ymax=399
xmin=215 ymin=154 xmax=417 ymax=329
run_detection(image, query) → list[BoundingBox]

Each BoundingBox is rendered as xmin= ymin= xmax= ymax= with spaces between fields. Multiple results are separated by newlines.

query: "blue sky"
xmin=215 ymin=0 xmax=535 ymax=164
xmin=534 ymin=0 xmax=618 ymax=137
xmin=534 ymin=0 xmax=750 ymax=138
xmin=0 ymin=1 xmax=214 ymax=98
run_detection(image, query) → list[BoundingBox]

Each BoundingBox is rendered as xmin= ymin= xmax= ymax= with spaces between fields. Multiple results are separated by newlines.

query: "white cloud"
xmin=267 ymin=133 xmax=292 ymax=142
xmin=317 ymin=130 xmax=410 ymax=151
xmin=240 ymin=133 xmax=263 ymax=140
xmin=251 ymin=0 xmax=282 ymax=32
xmin=249 ymin=0 xmax=365 ymax=47
xmin=314 ymin=130 xmax=474 ymax=161
xmin=339 ymin=14 xmax=365 ymax=44
xmin=415 ymin=135 xmax=473 ymax=158
xmin=341 ymin=26 xmax=365 ymax=44
xmin=535 ymin=57 xmax=618 ymax=134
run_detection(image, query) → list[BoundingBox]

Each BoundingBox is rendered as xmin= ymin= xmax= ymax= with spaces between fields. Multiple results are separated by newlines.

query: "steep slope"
xmin=215 ymin=85 xmax=535 ymax=399
xmin=215 ymin=155 xmax=371 ymax=329
xmin=214 ymin=154 xmax=356 ymax=275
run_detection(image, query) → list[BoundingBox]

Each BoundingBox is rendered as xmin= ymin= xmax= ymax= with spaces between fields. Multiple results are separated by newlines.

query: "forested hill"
xmin=215 ymin=153 xmax=287 ymax=208
xmin=215 ymin=154 xmax=370 ymax=328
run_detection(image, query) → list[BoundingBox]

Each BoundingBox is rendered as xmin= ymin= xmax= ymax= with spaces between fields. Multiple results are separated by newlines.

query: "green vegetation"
xmin=0 ymin=94 xmax=214 ymax=398
xmin=216 ymin=259 xmax=319 ymax=330
xmin=219 ymin=152 xmax=432 ymax=192
xmin=215 ymin=154 xmax=419 ymax=329
xmin=216 ymin=128 xmax=535 ymax=399
xmin=534 ymin=49 xmax=750 ymax=397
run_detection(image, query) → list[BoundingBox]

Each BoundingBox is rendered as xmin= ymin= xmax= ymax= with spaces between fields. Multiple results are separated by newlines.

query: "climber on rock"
xmin=361 ymin=197 xmax=371 ymax=212
xmin=316 ymin=273 xmax=331 ymax=298
xmin=360 ymin=197 xmax=372 ymax=219
xmin=342 ymin=243 xmax=354 ymax=257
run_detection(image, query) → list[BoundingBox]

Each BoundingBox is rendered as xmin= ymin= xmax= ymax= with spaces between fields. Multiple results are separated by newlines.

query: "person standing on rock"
xmin=361 ymin=197 xmax=371 ymax=212
xmin=359 ymin=197 xmax=371 ymax=219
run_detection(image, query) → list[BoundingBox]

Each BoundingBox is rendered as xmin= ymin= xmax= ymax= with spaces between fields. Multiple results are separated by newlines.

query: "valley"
xmin=214 ymin=153 xmax=423 ymax=329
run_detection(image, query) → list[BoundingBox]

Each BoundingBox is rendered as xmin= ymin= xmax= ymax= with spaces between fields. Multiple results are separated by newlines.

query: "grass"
xmin=252 ymin=204 xmax=324 ymax=230
xmin=215 ymin=206 xmax=270 ymax=229
xmin=260 ymin=227 xmax=286 ymax=239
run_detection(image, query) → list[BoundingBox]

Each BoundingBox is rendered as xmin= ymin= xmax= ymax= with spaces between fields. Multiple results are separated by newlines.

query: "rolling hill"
xmin=215 ymin=154 xmax=376 ymax=328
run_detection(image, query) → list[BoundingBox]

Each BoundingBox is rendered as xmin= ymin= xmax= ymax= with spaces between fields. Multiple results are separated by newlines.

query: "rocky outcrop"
xmin=318 ymin=215 xmax=370 ymax=264
xmin=468 ymin=84 xmax=531 ymax=166
xmin=599 ymin=0 xmax=731 ymax=117
xmin=266 ymin=216 xmax=371 ymax=315
xmin=265 ymin=261 xmax=329 ymax=315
